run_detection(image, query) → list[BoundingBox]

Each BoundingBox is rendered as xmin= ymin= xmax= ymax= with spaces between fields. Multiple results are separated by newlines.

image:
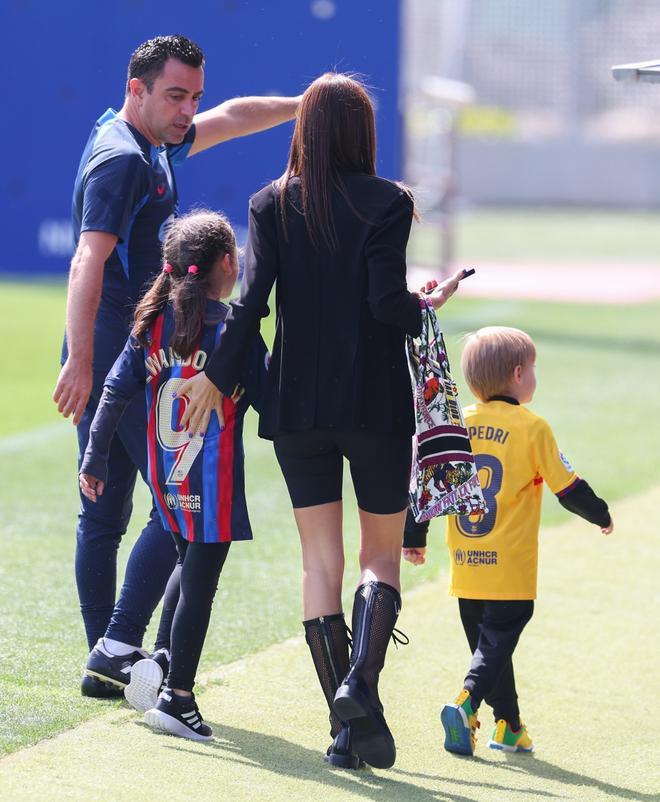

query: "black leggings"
xmin=158 ymin=532 xmax=231 ymax=692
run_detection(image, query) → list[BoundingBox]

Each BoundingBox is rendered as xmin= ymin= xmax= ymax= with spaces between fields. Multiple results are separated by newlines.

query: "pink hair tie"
xmin=188 ymin=264 xmax=199 ymax=275
xmin=163 ymin=263 xmax=173 ymax=274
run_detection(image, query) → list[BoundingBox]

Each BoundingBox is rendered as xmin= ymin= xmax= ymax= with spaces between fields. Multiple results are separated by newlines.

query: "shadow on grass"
xmin=146 ymin=721 xmax=541 ymax=802
xmin=395 ymin=751 xmax=654 ymax=801
xmin=493 ymin=752 xmax=653 ymax=802
xmin=392 ymin=758 xmax=558 ymax=798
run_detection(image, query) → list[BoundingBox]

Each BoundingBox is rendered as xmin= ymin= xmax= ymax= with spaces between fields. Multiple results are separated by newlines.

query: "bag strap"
xmin=424 ymin=299 xmax=452 ymax=372
xmin=418 ymin=299 xmax=433 ymax=372
xmin=407 ymin=299 xmax=448 ymax=383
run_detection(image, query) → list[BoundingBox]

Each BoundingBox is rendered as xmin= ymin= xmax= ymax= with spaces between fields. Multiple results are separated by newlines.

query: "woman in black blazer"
xmin=179 ymin=73 xmax=464 ymax=769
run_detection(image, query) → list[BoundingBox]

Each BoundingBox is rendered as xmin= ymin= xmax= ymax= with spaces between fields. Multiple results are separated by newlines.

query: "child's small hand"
xmin=79 ymin=473 xmax=104 ymax=503
xmin=403 ymin=547 xmax=427 ymax=566
xmin=601 ymin=517 xmax=614 ymax=535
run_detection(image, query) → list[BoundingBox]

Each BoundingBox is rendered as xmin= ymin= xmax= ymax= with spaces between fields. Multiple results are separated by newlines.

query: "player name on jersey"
xmin=468 ymin=425 xmax=510 ymax=444
xmin=145 ymin=347 xmax=208 ymax=382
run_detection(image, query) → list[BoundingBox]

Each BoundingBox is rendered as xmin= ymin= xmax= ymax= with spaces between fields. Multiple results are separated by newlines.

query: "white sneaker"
xmin=124 ymin=658 xmax=164 ymax=713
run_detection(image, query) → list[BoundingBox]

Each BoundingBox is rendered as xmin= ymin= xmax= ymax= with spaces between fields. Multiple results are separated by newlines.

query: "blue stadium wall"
xmin=1 ymin=0 xmax=402 ymax=274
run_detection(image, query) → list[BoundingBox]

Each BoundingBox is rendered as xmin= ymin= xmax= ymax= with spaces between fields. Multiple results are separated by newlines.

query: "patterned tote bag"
xmin=406 ymin=299 xmax=487 ymax=523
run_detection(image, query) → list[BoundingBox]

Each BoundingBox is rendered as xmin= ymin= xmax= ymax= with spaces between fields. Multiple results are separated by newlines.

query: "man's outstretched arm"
xmin=189 ymin=94 xmax=301 ymax=155
xmin=53 ymin=231 xmax=117 ymax=425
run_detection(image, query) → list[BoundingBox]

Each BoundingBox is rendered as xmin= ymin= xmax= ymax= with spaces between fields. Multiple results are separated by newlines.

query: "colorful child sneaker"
xmin=488 ymin=719 xmax=534 ymax=753
xmin=440 ymin=689 xmax=480 ymax=756
xmin=144 ymin=689 xmax=213 ymax=741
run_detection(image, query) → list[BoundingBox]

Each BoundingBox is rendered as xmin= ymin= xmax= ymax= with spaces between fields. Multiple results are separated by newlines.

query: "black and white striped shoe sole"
xmin=124 ymin=659 xmax=163 ymax=713
xmin=144 ymin=708 xmax=213 ymax=741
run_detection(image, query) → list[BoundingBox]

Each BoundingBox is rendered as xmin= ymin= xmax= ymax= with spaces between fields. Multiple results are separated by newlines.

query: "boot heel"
xmin=324 ymin=726 xmax=364 ymax=769
xmin=333 ymin=680 xmax=369 ymax=721
xmin=325 ymin=749 xmax=362 ymax=769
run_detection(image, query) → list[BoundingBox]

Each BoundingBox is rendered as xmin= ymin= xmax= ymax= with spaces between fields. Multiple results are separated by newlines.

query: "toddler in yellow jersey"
xmin=403 ymin=326 xmax=613 ymax=756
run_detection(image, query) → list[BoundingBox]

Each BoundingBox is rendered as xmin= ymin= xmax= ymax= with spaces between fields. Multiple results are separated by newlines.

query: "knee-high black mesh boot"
xmin=303 ymin=613 xmax=362 ymax=769
xmin=333 ymin=581 xmax=403 ymax=769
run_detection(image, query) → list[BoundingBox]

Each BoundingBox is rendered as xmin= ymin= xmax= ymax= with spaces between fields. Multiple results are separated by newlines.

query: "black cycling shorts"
xmin=274 ymin=429 xmax=412 ymax=515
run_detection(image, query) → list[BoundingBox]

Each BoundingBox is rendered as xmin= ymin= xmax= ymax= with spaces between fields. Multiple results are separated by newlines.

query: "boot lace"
xmin=391 ymin=627 xmax=410 ymax=648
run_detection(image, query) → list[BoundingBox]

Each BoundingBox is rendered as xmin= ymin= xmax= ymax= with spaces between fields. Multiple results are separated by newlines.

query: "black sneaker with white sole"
xmin=83 ymin=639 xmax=149 ymax=691
xmin=124 ymin=649 xmax=170 ymax=713
xmin=144 ymin=689 xmax=213 ymax=741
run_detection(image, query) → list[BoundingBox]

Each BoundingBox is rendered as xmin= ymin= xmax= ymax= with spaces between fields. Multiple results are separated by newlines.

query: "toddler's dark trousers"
xmin=459 ymin=598 xmax=534 ymax=725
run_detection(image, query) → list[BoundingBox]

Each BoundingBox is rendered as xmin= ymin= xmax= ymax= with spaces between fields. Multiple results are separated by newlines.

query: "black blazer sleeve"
xmin=205 ymin=190 xmax=278 ymax=395
xmin=364 ymin=190 xmax=422 ymax=338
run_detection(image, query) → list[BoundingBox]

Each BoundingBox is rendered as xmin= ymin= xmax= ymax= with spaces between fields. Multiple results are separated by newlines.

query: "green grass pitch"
xmin=1 ymin=208 xmax=659 ymax=799
xmin=1 ymin=277 xmax=658 ymax=757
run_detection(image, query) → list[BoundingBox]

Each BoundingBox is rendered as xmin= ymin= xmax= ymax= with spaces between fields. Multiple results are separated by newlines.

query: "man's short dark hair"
xmin=126 ymin=34 xmax=205 ymax=94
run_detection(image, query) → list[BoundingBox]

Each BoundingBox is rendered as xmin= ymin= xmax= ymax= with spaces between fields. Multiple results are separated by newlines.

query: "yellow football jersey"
xmin=446 ymin=399 xmax=577 ymax=600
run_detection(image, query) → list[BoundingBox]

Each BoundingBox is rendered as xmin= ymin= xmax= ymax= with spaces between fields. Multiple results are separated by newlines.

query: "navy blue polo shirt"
xmin=63 ymin=108 xmax=196 ymax=372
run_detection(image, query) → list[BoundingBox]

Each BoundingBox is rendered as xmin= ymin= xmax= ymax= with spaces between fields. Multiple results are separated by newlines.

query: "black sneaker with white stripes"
xmin=83 ymin=639 xmax=149 ymax=691
xmin=144 ymin=689 xmax=212 ymax=741
xmin=124 ymin=649 xmax=170 ymax=713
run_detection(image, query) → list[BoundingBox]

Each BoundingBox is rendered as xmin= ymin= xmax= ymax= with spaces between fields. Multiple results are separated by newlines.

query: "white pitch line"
xmin=0 ymin=421 xmax=72 ymax=455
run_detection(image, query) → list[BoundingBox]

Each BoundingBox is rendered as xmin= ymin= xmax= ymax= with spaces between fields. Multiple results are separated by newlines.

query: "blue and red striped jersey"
xmin=88 ymin=300 xmax=268 ymax=543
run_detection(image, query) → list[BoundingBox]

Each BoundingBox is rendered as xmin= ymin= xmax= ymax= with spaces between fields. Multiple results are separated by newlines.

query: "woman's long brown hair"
xmin=132 ymin=210 xmax=236 ymax=358
xmin=280 ymin=72 xmax=377 ymax=250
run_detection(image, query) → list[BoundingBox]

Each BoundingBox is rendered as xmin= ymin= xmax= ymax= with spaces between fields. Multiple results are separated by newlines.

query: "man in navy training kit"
xmin=53 ymin=34 xmax=300 ymax=697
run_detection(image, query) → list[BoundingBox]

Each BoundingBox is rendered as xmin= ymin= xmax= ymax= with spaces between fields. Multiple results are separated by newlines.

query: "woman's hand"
xmin=80 ymin=473 xmax=104 ymax=503
xmin=418 ymin=268 xmax=468 ymax=311
xmin=177 ymin=372 xmax=225 ymax=434
xmin=402 ymin=546 xmax=427 ymax=566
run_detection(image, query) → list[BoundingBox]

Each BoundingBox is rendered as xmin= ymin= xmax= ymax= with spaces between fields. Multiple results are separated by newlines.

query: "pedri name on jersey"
xmin=468 ymin=425 xmax=510 ymax=444
xmin=144 ymin=347 xmax=208 ymax=383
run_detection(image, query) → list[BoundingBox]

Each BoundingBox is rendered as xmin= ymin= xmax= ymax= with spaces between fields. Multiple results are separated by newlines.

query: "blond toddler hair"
xmin=461 ymin=326 xmax=536 ymax=402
